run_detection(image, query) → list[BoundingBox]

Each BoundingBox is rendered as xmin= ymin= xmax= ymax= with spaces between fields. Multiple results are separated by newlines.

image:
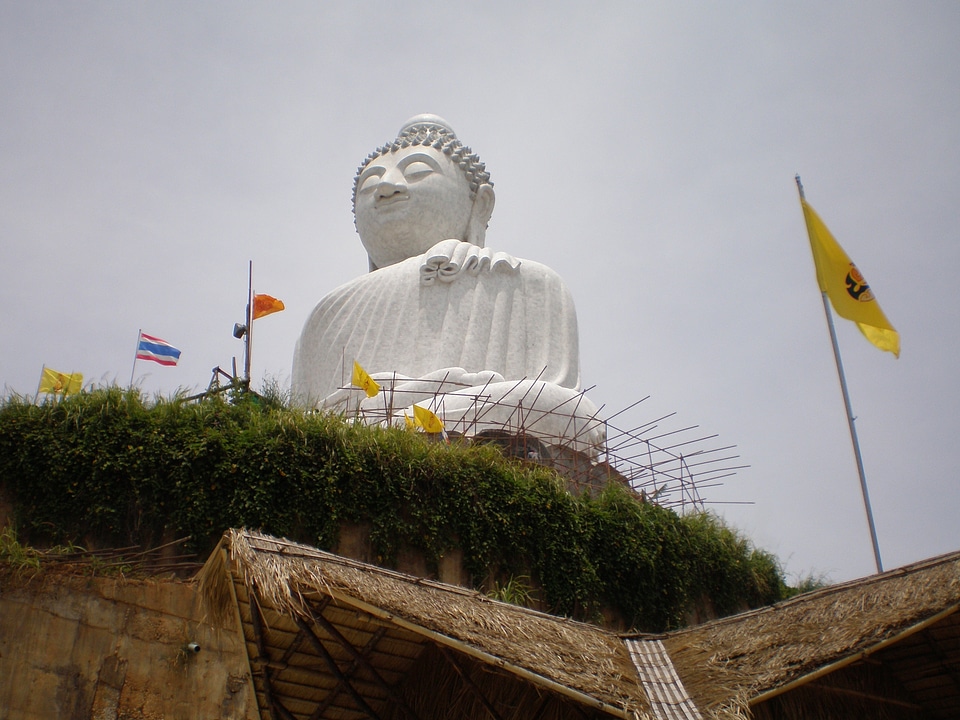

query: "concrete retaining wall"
xmin=0 ymin=571 xmax=256 ymax=719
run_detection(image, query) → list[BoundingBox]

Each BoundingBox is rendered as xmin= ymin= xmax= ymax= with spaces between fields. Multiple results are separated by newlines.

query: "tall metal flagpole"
xmin=796 ymin=176 xmax=883 ymax=574
xmin=244 ymin=261 xmax=253 ymax=389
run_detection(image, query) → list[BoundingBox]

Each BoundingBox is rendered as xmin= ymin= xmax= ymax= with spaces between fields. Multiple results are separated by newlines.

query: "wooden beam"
xmin=278 ymin=628 xmax=306 ymax=667
xmin=919 ymin=625 xmax=960 ymax=698
xmin=221 ymin=549 xmax=263 ymax=720
xmin=249 ymin=589 xmax=299 ymax=720
xmin=527 ymin=694 xmax=552 ymax=720
xmin=809 ymin=682 xmax=922 ymax=711
xmin=310 ymin=627 xmax=388 ymax=720
xmin=439 ymin=645 xmax=505 ymax=720
xmin=293 ymin=613 xmax=383 ymax=720
xmin=307 ymin=605 xmax=424 ymax=720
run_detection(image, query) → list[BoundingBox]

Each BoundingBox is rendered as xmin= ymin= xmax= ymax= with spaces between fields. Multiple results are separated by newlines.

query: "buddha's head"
xmin=353 ymin=114 xmax=496 ymax=271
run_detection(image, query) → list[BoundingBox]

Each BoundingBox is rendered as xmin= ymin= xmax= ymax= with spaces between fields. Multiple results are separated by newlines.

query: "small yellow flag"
xmin=412 ymin=404 xmax=445 ymax=433
xmin=253 ymin=294 xmax=285 ymax=320
xmin=801 ymin=198 xmax=900 ymax=357
xmin=351 ymin=361 xmax=380 ymax=398
xmin=404 ymin=412 xmax=416 ymax=430
xmin=39 ymin=367 xmax=83 ymax=395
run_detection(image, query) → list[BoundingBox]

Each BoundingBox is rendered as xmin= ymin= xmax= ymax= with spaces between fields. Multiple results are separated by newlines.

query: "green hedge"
xmin=0 ymin=388 xmax=787 ymax=630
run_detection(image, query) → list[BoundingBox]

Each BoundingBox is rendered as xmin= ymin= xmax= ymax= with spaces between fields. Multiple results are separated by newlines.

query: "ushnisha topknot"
xmin=352 ymin=114 xmax=492 ymax=214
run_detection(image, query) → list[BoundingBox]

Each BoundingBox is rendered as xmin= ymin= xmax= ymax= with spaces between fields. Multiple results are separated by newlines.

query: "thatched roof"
xmin=659 ymin=549 xmax=960 ymax=718
xmin=198 ymin=530 xmax=960 ymax=720
xmin=199 ymin=529 xmax=654 ymax=720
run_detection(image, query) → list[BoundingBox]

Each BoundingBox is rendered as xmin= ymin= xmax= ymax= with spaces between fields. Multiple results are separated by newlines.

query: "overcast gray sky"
xmin=2 ymin=2 xmax=958 ymax=585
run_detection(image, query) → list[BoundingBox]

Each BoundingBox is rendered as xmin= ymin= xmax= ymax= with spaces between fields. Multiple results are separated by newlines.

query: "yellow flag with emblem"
xmin=412 ymin=404 xmax=444 ymax=433
xmin=800 ymin=198 xmax=900 ymax=357
xmin=351 ymin=361 xmax=380 ymax=398
xmin=39 ymin=367 xmax=83 ymax=395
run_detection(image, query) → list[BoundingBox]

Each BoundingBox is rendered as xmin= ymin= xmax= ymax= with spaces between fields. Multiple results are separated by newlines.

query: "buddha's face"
xmin=354 ymin=146 xmax=476 ymax=269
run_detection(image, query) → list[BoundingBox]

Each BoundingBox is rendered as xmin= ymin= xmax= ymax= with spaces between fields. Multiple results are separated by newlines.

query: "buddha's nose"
xmin=377 ymin=169 xmax=406 ymax=198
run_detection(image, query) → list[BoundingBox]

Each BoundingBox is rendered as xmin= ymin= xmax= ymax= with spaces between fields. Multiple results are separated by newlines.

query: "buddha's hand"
xmin=420 ymin=240 xmax=519 ymax=285
xmin=318 ymin=372 xmax=413 ymax=414
xmin=387 ymin=370 xmax=502 ymax=410
xmin=361 ymin=368 xmax=505 ymax=413
xmin=320 ymin=368 xmax=506 ymax=415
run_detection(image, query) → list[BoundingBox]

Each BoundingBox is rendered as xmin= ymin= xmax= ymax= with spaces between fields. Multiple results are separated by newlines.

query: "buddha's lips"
xmin=375 ymin=194 xmax=408 ymax=208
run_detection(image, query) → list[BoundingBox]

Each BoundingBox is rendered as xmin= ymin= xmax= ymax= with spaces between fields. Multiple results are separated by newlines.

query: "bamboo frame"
xmin=307 ymin=585 xmax=632 ymax=719
xmin=309 ymin=626 xmax=388 ymax=720
xmin=223 ymin=548 xmax=264 ymax=720
xmin=293 ymin=612 xmax=383 ymax=720
xmin=249 ymin=588 xmax=299 ymax=720
xmin=438 ymin=645 xmax=506 ymax=720
xmin=306 ymin=605 xmax=423 ymax=720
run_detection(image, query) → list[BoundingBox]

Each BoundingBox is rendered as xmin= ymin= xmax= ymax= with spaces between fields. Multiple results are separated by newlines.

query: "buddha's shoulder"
xmin=513 ymin=255 xmax=560 ymax=276
xmin=308 ymin=256 xmax=420 ymax=309
xmin=335 ymin=257 xmax=420 ymax=289
xmin=311 ymin=247 xmax=568 ymax=311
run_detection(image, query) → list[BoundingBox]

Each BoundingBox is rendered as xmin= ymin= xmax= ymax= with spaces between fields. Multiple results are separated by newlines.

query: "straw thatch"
xmin=198 ymin=530 xmax=960 ymax=720
xmin=658 ymin=550 xmax=960 ymax=718
xmin=199 ymin=529 xmax=653 ymax=720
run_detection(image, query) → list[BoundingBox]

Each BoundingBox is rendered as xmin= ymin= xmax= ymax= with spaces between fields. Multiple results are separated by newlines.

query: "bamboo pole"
xmin=129 ymin=329 xmax=142 ymax=387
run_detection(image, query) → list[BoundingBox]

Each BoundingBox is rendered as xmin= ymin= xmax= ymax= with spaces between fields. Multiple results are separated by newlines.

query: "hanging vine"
xmin=0 ymin=388 xmax=787 ymax=631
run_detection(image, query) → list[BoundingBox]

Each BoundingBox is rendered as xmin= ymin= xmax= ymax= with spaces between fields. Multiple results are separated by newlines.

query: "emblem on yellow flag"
xmin=800 ymin=198 xmax=900 ymax=357
xmin=38 ymin=367 xmax=83 ymax=395
xmin=412 ymin=404 xmax=444 ymax=434
xmin=351 ymin=361 xmax=380 ymax=398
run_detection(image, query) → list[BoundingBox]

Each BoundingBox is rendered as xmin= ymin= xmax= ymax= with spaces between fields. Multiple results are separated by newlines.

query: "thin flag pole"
xmin=36 ymin=364 xmax=46 ymax=404
xmin=796 ymin=175 xmax=883 ymax=574
xmin=129 ymin=329 xmax=142 ymax=388
xmin=244 ymin=261 xmax=253 ymax=389
xmin=820 ymin=287 xmax=884 ymax=573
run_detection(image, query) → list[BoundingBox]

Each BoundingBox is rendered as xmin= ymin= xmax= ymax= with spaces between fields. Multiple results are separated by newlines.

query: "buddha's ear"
xmin=465 ymin=184 xmax=495 ymax=247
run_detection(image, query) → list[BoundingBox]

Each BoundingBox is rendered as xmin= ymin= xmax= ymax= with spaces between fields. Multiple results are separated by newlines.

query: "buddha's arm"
xmin=320 ymin=367 xmax=505 ymax=413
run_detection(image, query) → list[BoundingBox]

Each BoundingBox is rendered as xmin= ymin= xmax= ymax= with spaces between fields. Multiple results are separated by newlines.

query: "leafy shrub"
xmin=0 ymin=388 xmax=788 ymax=630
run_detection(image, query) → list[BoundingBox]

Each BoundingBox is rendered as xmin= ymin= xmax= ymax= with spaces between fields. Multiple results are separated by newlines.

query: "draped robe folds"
xmin=292 ymin=240 xmax=604 ymax=454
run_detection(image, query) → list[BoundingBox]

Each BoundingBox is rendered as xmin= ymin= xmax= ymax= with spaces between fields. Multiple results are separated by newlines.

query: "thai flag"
xmin=136 ymin=332 xmax=182 ymax=367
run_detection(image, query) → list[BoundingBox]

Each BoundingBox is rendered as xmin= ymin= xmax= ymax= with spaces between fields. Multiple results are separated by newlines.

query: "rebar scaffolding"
xmin=330 ymin=375 xmax=746 ymax=512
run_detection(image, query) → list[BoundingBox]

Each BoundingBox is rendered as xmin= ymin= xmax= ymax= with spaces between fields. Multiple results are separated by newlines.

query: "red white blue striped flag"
xmin=136 ymin=332 xmax=182 ymax=366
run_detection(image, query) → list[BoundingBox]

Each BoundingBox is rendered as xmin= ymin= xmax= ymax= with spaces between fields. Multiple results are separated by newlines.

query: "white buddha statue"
xmin=292 ymin=115 xmax=604 ymax=456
